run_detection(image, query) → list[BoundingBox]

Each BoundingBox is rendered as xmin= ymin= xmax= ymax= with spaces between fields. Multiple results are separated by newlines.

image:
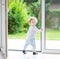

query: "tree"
xmin=8 ymin=1 xmax=29 ymax=33
xmin=26 ymin=0 xmax=41 ymax=28
xmin=24 ymin=0 xmax=38 ymax=5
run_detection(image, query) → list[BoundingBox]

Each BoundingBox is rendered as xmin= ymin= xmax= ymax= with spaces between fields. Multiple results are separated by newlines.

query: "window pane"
xmin=45 ymin=0 xmax=60 ymax=49
xmin=8 ymin=0 xmax=41 ymax=51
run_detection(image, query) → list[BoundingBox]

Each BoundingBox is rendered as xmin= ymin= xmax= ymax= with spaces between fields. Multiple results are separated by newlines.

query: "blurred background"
xmin=8 ymin=0 xmax=41 ymax=39
xmin=8 ymin=0 xmax=60 ymax=50
xmin=8 ymin=0 xmax=41 ymax=51
xmin=45 ymin=0 xmax=60 ymax=49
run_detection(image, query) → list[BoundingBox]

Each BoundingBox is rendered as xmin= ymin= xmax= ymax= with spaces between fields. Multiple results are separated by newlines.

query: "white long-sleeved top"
xmin=26 ymin=26 xmax=41 ymax=39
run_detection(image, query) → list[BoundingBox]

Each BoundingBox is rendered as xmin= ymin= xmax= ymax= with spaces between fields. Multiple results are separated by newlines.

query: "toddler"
xmin=23 ymin=17 xmax=42 ymax=55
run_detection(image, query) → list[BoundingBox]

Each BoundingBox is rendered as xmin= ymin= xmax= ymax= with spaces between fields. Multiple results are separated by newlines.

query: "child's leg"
xmin=30 ymin=39 xmax=36 ymax=52
xmin=23 ymin=39 xmax=30 ymax=54
xmin=23 ymin=39 xmax=30 ymax=50
xmin=31 ymin=39 xmax=38 ymax=55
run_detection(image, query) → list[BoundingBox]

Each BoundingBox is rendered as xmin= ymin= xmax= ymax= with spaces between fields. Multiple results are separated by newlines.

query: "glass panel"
xmin=45 ymin=0 xmax=60 ymax=49
xmin=8 ymin=0 xmax=41 ymax=51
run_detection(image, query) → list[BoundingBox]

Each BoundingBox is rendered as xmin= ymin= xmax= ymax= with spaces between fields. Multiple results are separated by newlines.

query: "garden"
xmin=8 ymin=0 xmax=60 ymax=40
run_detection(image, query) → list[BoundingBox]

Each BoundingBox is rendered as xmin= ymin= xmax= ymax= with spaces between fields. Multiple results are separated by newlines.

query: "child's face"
xmin=30 ymin=19 xmax=36 ymax=26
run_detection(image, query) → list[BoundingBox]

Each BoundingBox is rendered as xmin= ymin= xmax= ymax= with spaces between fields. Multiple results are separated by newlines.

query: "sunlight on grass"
xmin=8 ymin=29 xmax=60 ymax=40
xmin=46 ymin=29 xmax=60 ymax=40
xmin=8 ymin=32 xmax=40 ymax=40
xmin=8 ymin=32 xmax=27 ymax=39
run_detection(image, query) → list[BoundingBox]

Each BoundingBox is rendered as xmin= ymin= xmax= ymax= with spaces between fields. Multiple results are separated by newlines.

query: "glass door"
xmin=0 ymin=0 xmax=2 ymax=51
xmin=8 ymin=0 xmax=42 ymax=52
xmin=42 ymin=0 xmax=60 ymax=53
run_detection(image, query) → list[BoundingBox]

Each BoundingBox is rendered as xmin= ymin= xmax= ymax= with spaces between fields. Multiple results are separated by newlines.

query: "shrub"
xmin=46 ymin=9 xmax=60 ymax=29
xmin=24 ymin=0 xmax=38 ymax=5
xmin=26 ymin=0 xmax=41 ymax=28
xmin=8 ymin=1 xmax=29 ymax=33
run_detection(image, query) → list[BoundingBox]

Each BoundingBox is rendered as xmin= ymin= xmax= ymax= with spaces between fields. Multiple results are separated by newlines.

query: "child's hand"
xmin=40 ymin=28 xmax=43 ymax=32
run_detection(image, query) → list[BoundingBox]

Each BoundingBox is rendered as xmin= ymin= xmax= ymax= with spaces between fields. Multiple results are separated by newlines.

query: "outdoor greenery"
xmin=45 ymin=0 xmax=60 ymax=29
xmin=9 ymin=29 xmax=60 ymax=40
xmin=8 ymin=32 xmax=40 ymax=40
xmin=8 ymin=1 xmax=29 ymax=33
xmin=46 ymin=10 xmax=60 ymax=29
xmin=8 ymin=0 xmax=60 ymax=40
xmin=8 ymin=0 xmax=41 ymax=33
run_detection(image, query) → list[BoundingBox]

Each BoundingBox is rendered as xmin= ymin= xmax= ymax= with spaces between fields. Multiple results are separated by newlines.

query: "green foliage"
xmin=45 ymin=0 xmax=50 ymax=3
xmin=8 ymin=1 xmax=29 ymax=33
xmin=45 ymin=3 xmax=50 ymax=15
xmin=46 ymin=9 xmax=60 ymax=29
xmin=24 ymin=0 xmax=38 ymax=5
xmin=8 ymin=0 xmax=42 ymax=33
xmin=50 ymin=10 xmax=60 ymax=29
xmin=26 ymin=0 xmax=41 ymax=28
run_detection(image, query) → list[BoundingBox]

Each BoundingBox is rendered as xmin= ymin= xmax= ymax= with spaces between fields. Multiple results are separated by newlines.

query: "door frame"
xmin=42 ymin=0 xmax=60 ymax=54
xmin=0 ymin=0 xmax=2 ymax=51
xmin=5 ymin=0 xmax=8 ymax=57
xmin=1 ymin=0 xmax=8 ymax=58
xmin=7 ymin=0 xmax=42 ymax=52
xmin=4 ymin=0 xmax=60 ymax=55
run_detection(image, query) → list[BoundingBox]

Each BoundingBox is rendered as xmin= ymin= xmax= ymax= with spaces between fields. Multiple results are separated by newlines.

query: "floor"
xmin=0 ymin=52 xmax=4 ymax=59
xmin=1 ymin=39 xmax=60 ymax=59
xmin=0 ymin=50 xmax=60 ymax=59
xmin=7 ymin=51 xmax=60 ymax=59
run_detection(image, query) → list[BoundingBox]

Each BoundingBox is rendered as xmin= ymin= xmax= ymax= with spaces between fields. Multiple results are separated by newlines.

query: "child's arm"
xmin=39 ymin=28 xmax=43 ymax=32
xmin=36 ymin=27 xmax=43 ymax=32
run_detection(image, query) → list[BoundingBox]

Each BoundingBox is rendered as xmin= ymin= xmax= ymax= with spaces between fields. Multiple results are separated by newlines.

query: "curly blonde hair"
xmin=28 ymin=17 xmax=37 ymax=24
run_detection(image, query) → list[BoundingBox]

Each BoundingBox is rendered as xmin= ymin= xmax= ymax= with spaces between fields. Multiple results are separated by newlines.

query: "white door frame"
xmin=2 ymin=0 xmax=60 ymax=56
xmin=42 ymin=0 xmax=60 ymax=54
xmin=0 ymin=0 xmax=2 ymax=51
xmin=1 ymin=0 xmax=8 ymax=58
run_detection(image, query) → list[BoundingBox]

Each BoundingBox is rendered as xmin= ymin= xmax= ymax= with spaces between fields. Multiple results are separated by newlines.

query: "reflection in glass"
xmin=45 ymin=0 xmax=60 ymax=49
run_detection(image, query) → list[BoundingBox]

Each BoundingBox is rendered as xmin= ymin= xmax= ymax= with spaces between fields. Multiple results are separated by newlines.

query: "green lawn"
xmin=8 ymin=32 xmax=27 ymax=39
xmin=46 ymin=29 xmax=60 ymax=40
xmin=8 ymin=32 xmax=40 ymax=40
xmin=8 ymin=29 xmax=60 ymax=40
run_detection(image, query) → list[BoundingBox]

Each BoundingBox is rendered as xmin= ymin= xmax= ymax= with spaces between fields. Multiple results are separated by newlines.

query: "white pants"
xmin=24 ymin=38 xmax=36 ymax=52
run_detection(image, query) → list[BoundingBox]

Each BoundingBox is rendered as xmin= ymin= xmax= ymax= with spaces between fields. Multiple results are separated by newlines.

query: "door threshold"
xmin=8 ymin=49 xmax=41 ymax=52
